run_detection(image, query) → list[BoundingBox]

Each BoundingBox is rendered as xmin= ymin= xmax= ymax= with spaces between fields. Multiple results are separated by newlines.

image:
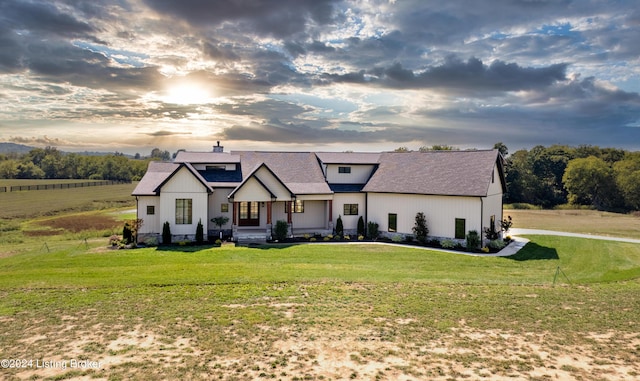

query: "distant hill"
xmin=0 ymin=142 xmax=34 ymax=154
xmin=0 ymin=142 xmax=134 ymax=158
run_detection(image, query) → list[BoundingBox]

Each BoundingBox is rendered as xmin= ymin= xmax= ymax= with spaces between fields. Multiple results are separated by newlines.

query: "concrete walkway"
xmin=509 ymin=228 xmax=640 ymax=244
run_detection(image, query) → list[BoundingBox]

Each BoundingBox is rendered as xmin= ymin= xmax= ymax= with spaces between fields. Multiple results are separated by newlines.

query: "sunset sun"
xmin=162 ymin=83 xmax=212 ymax=105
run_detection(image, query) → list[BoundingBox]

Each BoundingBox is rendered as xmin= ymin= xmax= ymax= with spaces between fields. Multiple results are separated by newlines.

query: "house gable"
xmin=229 ymin=163 xmax=293 ymax=202
xmin=160 ymin=164 xmax=212 ymax=194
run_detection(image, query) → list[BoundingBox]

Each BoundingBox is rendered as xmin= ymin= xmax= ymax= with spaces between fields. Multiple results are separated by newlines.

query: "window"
xmin=388 ymin=213 xmax=397 ymax=232
xmin=175 ymin=199 xmax=192 ymax=224
xmin=146 ymin=205 xmax=155 ymax=215
xmin=288 ymin=200 xmax=304 ymax=213
xmin=221 ymin=203 xmax=229 ymax=213
xmin=343 ymin=204 xmax=358 ymax=215
xmin=455 ymin=218 xmax=466 ymax=239
xmin=338 ymin=166 xmax=351 ymax=174
xmin=240 ymin=202 xmax=259 ymax=219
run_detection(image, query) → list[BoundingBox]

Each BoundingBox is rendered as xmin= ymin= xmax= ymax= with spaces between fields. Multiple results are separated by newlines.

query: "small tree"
xmin=195 ymin=219 xmax=204 ymax=245
xmin=367 ymin=221 xmax=379 ymax=240
xmin=412 ymin=212 xmax=428 ymax=243
xmin=123 ymin=222 xmax=133 ymax=244
xmin=162 ymin=221 xmax=171 ymax=245
xmin=357 ymin=216 xmax=365 ymax=237
xmin=211 ymin=215 xmax=229 ymax=239
xmin=335 ymin=215 xmax=344 ymax=237
xmin=466 ymin=230 xmax=480 ymax=251
xmin=274 ymin=220 xmax=289 ymax=241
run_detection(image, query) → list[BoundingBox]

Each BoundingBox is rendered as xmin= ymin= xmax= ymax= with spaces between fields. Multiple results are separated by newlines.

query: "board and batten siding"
xmin=158 ymin=167 xmax=209 ymax=236
xmin=481 ymin=164 xmax=505 ymax=236
xmin=208 ymin=188 xmax=233 ymax=230
xmin=136 ymin=196 xmax=160 ymax=235
xmin=332 ymin=193 xmax=366 ymax=231
xmin=325 ymin=164 xmax=376 ymax=184
xmin=366 ymin=193 xmax=482 ymax=238
xmin=291 ymin=200 xmax=328 ymax=229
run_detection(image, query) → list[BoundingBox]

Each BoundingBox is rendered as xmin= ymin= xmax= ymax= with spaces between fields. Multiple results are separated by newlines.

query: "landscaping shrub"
xmin=336 ymin=215 xmax=344 ymax=237
xmin=143 ymin=236 xmax=158 ymax=247
xmin=412 ymin=212 xmax=428 ymax=243
xmin=441 ymin=239 xmax=456 ymax=249
xmin=466 ymin=230 xmax=480 ymax=250
xmin=357 ymin=216 xmax=365 ymax=237
xmin=162 ymin=221 xmax=171 ymax=244
xmin=392 ymin=235 xmax=403 ymax=243
xmin=274 ymin=220 xmax=288 ymax=241
xmin=367 ymin=221 xmax=379 ymax=240
xmin=500 ymin=216 xmax=513 ymax=233
xmin=488 ymin=239 xmax=506 ymax=250
xmin=123 ymin=223 xmax=132 ymax=244
xmin=195 ymin=219 xmax=204 ymax=245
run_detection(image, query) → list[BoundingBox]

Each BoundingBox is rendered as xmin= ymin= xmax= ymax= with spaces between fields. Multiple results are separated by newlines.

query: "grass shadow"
xmin=506 ymin=242 xmax=559 ymax=261
xmin=154 ymin=244 xmax=215 ymax=253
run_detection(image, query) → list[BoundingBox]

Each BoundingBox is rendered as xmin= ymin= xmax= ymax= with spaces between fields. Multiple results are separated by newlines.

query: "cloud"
xmin=142 ymin=0 xmax=340 ymax=38
xmin=144 ymin=130 xmax=192 ymax=137
xmin=9 ymin=135 xmax=67 ymax=146
xmin=323 ymin=57 xmax=568 ymax=94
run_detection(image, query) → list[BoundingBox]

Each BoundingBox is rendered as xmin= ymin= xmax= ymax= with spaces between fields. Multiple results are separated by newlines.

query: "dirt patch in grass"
xmin=7 ymin=322 xmax=639 ymax=381
xmin=29 ymin=215 xmax=121 ymax=234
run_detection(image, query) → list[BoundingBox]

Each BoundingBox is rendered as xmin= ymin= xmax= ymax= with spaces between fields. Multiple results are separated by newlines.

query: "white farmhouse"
xmin=132 ymin=144 xmax=505 ymax=244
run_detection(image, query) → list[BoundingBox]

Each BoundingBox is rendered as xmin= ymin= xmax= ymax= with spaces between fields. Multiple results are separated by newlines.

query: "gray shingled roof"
xmin=132 ymin=161 xmax=179 ymax=196
xmin=233 ymin=151 xmax=332 ymax=194
xmin=174 ymin=151 xmax=241 ymax=163
xmin=362 ymin=150 xmax=501 ymax=197
xmin=132 ymin=161 xmax=213 ymax=196
xmin=315 ymin=152 xmax=381 ymax=164
xmin=134 ymin=149 xmax=503 ymax=198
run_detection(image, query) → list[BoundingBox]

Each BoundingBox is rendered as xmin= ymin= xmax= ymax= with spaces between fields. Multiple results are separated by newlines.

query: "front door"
xmin=239 ymin=202 xmax=260 ymax=226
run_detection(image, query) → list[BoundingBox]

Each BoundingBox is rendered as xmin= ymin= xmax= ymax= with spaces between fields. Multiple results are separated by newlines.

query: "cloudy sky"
xmin=1 ymin=0 xmax=639 ymax=154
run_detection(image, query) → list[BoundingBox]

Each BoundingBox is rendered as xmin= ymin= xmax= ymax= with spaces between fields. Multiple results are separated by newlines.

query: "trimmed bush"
xmin=195 ymin=219 xmax=204 ymax=245
xmin=412 ymin=212 xmax=428 ymax=243
xmin=274 ymin=220 xmax=288 ymax=241
xmin=366 ymin=221 xmax=379 ymax=240
xmin=336 ymin=215 xmax=344 ymax=237
xmin=162 ymin=221 xmax=171 ymax=244
xmin=441 ymin=239 xmax=456 ymax=249
xmin=357 ymin=216 xmax=365 ymax=237
xmin=466 ymin=230 xmax=481 ymax=250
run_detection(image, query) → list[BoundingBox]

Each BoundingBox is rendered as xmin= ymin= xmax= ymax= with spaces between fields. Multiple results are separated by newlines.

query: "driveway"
xmin=509 ymin=228 xmax=640 ymax=244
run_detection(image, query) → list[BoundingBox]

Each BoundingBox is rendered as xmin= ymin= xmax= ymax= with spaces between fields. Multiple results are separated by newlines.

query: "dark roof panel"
xmin=362 ymin=150 xmax=500 ymax=197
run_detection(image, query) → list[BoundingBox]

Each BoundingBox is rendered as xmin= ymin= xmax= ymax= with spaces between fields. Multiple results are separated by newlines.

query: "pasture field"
xmin=505 ymin=208 xmax=640 ymax=239
xmin=0 ymin=182 xmax=136 ymax=219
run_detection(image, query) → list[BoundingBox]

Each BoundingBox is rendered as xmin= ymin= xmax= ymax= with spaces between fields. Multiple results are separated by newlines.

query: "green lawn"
xmin=1 ymin=237 xmax=639 ymax=289
xmin=1 ymin=235 xmax=639 ymax=379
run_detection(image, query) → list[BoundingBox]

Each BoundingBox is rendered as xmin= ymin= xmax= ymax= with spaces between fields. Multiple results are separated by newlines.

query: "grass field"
xmin=505 ymin=208 xmax=640 ymax=239
xmin=0 ymin=192 xmax=639 ymax=380
xmin=0 ymin=182 xmax=136 ymax=219
xmin=1 ymin=234 xmax=639 ymax=380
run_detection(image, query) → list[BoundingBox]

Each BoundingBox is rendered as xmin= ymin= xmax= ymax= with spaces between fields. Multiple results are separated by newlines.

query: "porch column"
xmin=266 ymin=201 xmax=273 ymax=224
xmin=232 ymin=202 xmax=237 ymax=225
xmin=328 ymin=200 xmax=333 ymax=223
xmin=286 ymin=201 xmax=292 ymax=224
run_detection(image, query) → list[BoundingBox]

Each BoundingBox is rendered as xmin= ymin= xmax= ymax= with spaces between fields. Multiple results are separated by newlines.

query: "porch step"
xmin=236 ymin=234 xmax=268 ymax=244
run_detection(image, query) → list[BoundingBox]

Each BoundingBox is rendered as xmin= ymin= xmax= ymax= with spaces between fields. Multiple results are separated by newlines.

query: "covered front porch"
xmin=230 ymin=199 xmax=335 ymax=242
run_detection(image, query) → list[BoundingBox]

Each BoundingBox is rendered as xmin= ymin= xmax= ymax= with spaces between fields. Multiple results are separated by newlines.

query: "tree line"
xmin=0 ymin=146 xmax=172 ymax=181
xmin=503 ymin=144 xmax=640 ymax=211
